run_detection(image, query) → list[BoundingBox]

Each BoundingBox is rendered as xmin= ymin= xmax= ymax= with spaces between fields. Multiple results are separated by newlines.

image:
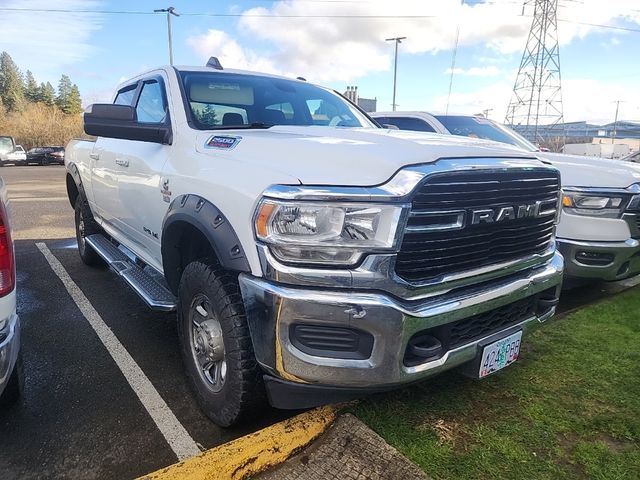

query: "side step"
xmin=85 ymin=234 xmax=177 ymax=311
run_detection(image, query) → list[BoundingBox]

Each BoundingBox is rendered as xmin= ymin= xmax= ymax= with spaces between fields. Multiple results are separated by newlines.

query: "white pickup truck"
xmin=373 ymin=112 xmax=640 ymax=285
xmin=65 ymin=59 xmax=564 ymax=426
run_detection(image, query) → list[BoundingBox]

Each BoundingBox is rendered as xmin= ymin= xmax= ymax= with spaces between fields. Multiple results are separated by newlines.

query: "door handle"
xmin=115 ymin=158 xmax=129 ymax=167
xmin=89 ymin=153 xmax=100 ymax=160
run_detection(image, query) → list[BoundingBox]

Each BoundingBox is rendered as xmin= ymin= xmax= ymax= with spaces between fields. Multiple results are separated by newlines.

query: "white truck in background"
xmin=0 ymin=137 xmax=16 ymax=164
xmin=372 ymin=112 xmax=640 ymax=285
xmin=64 ymin=59 xmax=564 ymax=427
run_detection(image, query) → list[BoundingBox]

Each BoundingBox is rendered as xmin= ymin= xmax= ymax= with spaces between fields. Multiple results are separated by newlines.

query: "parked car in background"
xmin=0 ymin=137 xmax=16 ymax=163
xmin=65 ymin=60 xmax=564 ymax=426
xmin=372 ymin=111 xmax=640 ymax=285
xmin=26 ymin=146 xmax=65 ymax=166
xmin=0 ymin=177 xmax=21 ymax=406
xmin=4 ymin=146 xmax=27 ymax=166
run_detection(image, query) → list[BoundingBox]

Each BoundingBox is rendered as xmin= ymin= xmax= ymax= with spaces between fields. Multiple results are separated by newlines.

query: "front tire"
xmin=177 ymin=259 xmax=265 ymax=427
xmin=74 ymin=197 xmax=101 ymax=266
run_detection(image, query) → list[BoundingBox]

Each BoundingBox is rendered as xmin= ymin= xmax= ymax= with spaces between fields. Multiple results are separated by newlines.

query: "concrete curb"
xmin=137 ymin=406 xmax=338 ymax=480
xmin=255 ymin=413 xmax=430 ymax=480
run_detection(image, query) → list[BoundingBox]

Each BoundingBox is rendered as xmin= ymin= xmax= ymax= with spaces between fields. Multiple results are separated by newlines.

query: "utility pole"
xmin=385 ymin=37 xmax=406 ymax=111
xmin=154 ymin=7 xmax=180 ymax=65
xmin=612 ymin=100 xmax=622 ymax=144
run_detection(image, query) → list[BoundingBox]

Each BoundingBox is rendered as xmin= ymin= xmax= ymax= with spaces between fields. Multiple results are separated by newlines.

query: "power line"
xmin=0 ymin=6 xmax=638 ymax=32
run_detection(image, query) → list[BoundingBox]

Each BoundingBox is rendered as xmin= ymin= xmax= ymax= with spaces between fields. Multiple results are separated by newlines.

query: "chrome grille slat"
xmin=402 ymin=218 xmax=556 ymax=247
xmin=396 ymin=169 xmax=560 ymax=282
xmin=397 ymin=238 xmax=553 ymax=269
xmin=397 ymin=234 xmax=555 ymax=264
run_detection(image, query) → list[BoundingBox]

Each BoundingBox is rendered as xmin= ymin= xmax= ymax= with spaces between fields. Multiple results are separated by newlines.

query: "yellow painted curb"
xmin=138 ymin=406 xmax=338 ymax=480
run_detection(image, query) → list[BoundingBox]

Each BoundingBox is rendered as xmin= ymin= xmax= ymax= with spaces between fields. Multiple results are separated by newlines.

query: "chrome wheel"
xmin=189 ymin=294 xmax=226 ymax=393
xmin=77 ymin=214 xmax=86 ymax=250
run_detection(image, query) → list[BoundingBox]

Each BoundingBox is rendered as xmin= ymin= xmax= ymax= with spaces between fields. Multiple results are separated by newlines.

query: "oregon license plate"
xmin=478 ymin=331 xmax=522 ymax=378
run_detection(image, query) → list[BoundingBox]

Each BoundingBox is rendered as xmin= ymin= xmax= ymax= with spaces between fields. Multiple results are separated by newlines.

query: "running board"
xmin=85 ymin=234 xmax=177 ymax=311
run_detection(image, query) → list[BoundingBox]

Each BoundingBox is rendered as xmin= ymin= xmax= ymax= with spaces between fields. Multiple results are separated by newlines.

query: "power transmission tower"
xmin=505 ymin=0 xmax=564 ymax=143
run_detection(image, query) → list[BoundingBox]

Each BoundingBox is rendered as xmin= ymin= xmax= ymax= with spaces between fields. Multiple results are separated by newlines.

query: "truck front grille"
xmin=396 ymin=169 xmax=560 ymax=283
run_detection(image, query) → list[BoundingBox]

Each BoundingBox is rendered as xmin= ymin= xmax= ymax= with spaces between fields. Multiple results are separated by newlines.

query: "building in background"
xmin=343 ymin=86 xmax=377 ymax=113
xmin=514 ymin=120 xmax=640 ymax=141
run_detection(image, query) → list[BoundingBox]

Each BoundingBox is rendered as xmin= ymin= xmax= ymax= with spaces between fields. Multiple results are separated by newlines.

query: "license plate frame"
xmin=478 ymin=330 xmax=522 ymax=378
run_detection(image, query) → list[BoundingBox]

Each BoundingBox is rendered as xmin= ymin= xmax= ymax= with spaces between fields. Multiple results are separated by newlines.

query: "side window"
xmin=386 ymin=117 xmax=437 ymax=133
xmin=114 ymin=85 xmax=137 ymax=106
xmin=135 ymin=81 xmax=168 ymax=124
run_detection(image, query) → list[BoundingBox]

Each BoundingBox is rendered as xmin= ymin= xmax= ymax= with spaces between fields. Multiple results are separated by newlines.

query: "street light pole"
xmin=154 ymin=7 xmax=180 ymax=65
xmin=385 ymin=37 xmax=406 ymax=111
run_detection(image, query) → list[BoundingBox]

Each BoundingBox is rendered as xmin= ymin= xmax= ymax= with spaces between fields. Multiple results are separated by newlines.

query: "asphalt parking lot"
xmin=0 ymin=166 xmax=289 ymax=480
xmin=0 ymin=165 xmax=637 ymax=480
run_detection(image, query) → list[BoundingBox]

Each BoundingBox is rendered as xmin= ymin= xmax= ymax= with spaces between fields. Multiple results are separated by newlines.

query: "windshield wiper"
xmin=210 ymin=122 xmax=274 ymax=130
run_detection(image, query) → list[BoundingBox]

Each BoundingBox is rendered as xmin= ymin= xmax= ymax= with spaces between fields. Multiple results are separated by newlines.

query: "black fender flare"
xmin=66 ymin=162 xmax=87 ymax=208
xmin=161 ymin=195 xmax=251 ymax=292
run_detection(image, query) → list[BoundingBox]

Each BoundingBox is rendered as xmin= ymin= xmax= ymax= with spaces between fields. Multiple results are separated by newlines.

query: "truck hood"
xmin=195 ymin=126 xmax=538 ymax=186
xmin=538 ymin=152 xmax=640 ymax=189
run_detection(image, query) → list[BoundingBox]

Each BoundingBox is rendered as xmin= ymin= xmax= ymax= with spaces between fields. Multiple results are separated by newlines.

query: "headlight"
xmin=255 ymin=200 xmax=407 ymax=265
xmin=562 ymin=192 xmax=626 ymax=218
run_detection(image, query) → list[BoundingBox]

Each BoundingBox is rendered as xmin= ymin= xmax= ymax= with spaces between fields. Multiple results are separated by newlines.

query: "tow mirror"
xmin=84 ymin=104 xmax=172 ymax=145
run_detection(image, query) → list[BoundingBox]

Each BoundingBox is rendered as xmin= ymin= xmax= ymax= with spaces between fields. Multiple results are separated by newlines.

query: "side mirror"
xmin=84 ymin=104 xmax=172 ymax=145
xmin=382 ymin=124 xmax=400 ymax=130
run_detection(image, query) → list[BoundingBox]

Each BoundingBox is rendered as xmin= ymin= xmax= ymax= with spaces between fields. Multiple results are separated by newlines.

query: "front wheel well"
xmin=162 ymin=221 xmax=219 ymax=294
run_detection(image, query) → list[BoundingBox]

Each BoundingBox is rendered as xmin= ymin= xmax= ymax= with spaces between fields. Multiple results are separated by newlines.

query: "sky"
xmin=0 ymin=0 xmax=639 ymax=125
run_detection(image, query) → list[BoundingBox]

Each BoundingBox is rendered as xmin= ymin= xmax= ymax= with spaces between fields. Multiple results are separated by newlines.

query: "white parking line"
xmin=36 ymin=242 xmax=201 ymax=461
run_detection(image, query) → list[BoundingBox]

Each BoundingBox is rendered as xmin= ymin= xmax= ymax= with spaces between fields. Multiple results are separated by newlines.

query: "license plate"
xmin=478 ymin=331 xmax=522 ymax=378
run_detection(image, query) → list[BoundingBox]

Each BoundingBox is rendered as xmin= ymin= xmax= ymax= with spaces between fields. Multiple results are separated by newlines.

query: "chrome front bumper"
xmin=239 ymin=252 xmax=564 ymax=389
xmin=0 ymin=313 xmax=20 ymax=397
xmin=557 ymin=238 xmax=640 ymax=281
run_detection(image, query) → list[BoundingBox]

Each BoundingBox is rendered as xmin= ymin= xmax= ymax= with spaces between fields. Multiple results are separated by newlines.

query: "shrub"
xmin=0 ymin=102 xmax=87 ymax=149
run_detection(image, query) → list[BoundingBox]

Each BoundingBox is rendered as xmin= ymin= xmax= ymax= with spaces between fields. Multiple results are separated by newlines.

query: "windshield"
xmin=0 ymin=137 xmax=15 ymax=155
xmin=178 ymin=71 xmax=374 ymax=130
xmin=435 ymin=115 xmax=537 ymax=151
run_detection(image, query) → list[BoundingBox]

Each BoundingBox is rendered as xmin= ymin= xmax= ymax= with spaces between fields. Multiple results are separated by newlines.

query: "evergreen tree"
xmin=56 ymin=74 xmax=73 ymax=112
xmin=198 ymin=104 xmax=218 ymax=126
xmin=0 ymin=51 xmax=25 ymax=112
xmin=38 ymin=82 xmax=56 ymax=106
xmin=24 ymin=70 xmax=39 ymax=103
xmin=67 ymin=84 xmax=83 ymax=114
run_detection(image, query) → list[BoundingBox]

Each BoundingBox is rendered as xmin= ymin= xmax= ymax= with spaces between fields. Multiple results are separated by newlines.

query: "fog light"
xmin=575 ymin=251 xmax=614 ymax=266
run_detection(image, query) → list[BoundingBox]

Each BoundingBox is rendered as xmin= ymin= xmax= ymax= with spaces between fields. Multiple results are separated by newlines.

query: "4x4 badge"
xmin=161 ymin=177 xmax=172 ymax=203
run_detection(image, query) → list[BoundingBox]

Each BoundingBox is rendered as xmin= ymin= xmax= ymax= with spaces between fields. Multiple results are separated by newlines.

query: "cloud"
xmin=445 ymin=66 xmax=502 ymax=77
xmin=430 ymin=78 xmax=640 ymax=125
xmin=0 ymin=0 xmax=104 ymax=79
xmin=186 ymin=0 xmax=640 ymax=83
xmin=186 ymin=30 xmax=280 ymax=75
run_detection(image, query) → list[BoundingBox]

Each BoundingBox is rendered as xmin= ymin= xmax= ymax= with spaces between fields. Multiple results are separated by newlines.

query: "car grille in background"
xmin=396 ymin=169 xmax=560 ymax=282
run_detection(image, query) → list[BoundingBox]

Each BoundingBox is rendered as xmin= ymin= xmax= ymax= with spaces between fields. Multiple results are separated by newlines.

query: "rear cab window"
xmin=136 ymin=81 xmax=168 ymax=124
xmin=114 ymin=85 xmax=137 ymax=106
